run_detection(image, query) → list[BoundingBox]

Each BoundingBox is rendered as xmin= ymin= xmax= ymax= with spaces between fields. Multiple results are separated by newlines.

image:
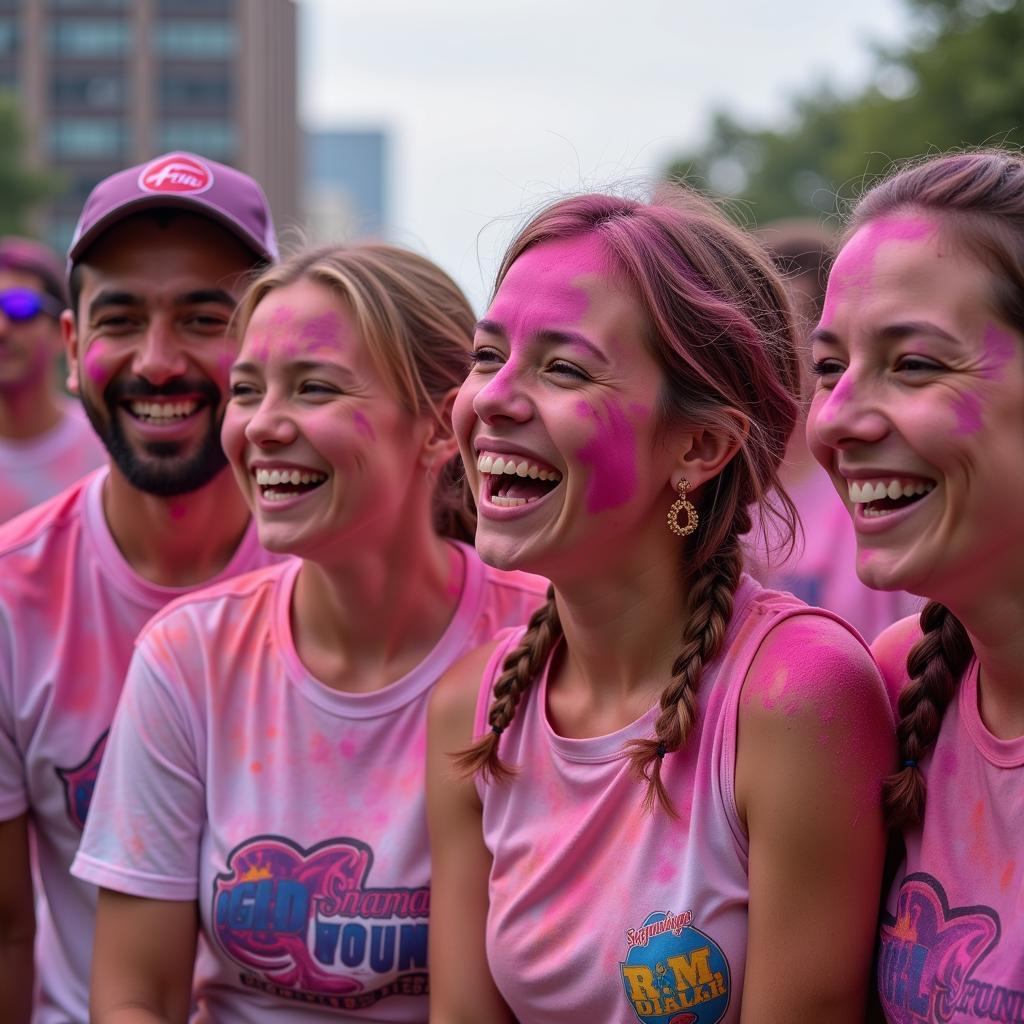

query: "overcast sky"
xmin=298 ymin=0 xmax=912 ymax=309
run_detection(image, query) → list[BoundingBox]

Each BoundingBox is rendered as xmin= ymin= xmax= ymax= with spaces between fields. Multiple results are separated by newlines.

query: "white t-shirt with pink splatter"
xmin=0 ymin=401 xmax=105 ymax=525
xmin=876 ymin=647 xmax=1024 ymax=1023
xmin=0 ymin=467 xmax=278 ymax=1024
xmin=73 ymin=548 xmax=546 ymax=1023
xmin=474 ymin=576 xmax=871 ymax=1024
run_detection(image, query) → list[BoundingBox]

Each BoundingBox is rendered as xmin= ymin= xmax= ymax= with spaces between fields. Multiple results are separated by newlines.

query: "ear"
xmin=418 ymin=387 xmax=460 ymax=470
xmin=61 ymin=309 xmax=81 ymax=395
xmin=669 ymin=410 xmax=750 ymax=494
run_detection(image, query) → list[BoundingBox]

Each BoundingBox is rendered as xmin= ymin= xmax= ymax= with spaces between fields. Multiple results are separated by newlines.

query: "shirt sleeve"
xmin=71 ymin=641 xmax=205 ymax=901
xmin=0 ymin=609 xmax=28 ymax=821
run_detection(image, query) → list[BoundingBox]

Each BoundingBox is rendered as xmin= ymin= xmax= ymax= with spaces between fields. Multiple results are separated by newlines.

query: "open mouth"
xmin=126 ymin=399 xmax=203 ymax=423
xmin=477 ymin=452 xmax=562 ymax=507
xmin=848 ymin=477 xmax=935 ymax=518
xmin=253 ymin=467 xmax=328 ymax=503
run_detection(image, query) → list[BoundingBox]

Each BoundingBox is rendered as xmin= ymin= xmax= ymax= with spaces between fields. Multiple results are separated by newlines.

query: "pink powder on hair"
xmin=575 ymin=397 xmax=640 ymax=514
xmin=821 ymin=216 xmax=937 ymax=327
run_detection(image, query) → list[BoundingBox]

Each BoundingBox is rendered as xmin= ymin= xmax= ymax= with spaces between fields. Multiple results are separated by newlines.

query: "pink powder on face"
xmin=82 ymin=342 xmax=111 ymax=383
xmin=980 ymin=323 xmax=1018 ymax=380
xmin=821 ymin=215 xmax=938 ymax=328
xmin=352 ymin=410 xmax=375 ymax=441
xmin=575 ymin=397 xmax=639 ymax=514
xmin=487 ymin=234 xmax=609 ymax=350
xmin=816 ymin=371 xmax=853 ymax=423
xmin=298 ymin=310 xmax=347 ymax=354
xmin=951 ymin=389 xmax=983 ymax=435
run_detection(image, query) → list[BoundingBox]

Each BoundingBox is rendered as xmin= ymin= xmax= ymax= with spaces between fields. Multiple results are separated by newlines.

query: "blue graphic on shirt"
xmin=212 ymin=834 xmax=429 ymax=1009
xmin=55 ymin=730 xmax=109 ymax=829
xmin=620 ymin=910 xmax=731 ymax=1024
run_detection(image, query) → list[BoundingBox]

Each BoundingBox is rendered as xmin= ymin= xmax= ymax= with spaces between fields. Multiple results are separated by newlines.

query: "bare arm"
xmin=427 ymin=641 xmax=515 ymax=1024
xmin=90 ymin=889 xmax=198 ymax=1024
xmin=737 ymin=616 xmax=895 ymax=1023
xmin=0 ymin=814 xmax=34 ymax=1024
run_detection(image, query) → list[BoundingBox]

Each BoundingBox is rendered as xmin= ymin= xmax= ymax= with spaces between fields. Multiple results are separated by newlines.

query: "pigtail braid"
xmin=883 ymin=600 xmax=973 ymax=830
xmin=453 ymin=587 xmax=562 ymax=782
xmin=626 ymin=516 xmax=747 ymax=817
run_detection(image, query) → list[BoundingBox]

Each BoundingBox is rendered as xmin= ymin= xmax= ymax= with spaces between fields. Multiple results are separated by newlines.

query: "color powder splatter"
xmin=575 ymin=398 xmax=638 ymax=514
xmin=352 ymin=410 xmax=375 ymax=441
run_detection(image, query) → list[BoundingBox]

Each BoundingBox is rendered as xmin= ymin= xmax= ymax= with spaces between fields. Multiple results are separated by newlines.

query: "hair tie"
xmin=902 ymin=759 xmax=917 ymax=768
xmin=491 ymin=724 xmax=504 ymax=737
xmin=656 ymin=742 xmax=667 ymax=760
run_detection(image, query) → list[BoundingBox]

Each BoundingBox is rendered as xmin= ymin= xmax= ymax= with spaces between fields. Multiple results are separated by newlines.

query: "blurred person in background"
xmin=747 ymin=218 xmax=920 ymax=641
xmin=0 ymin=236 xmax=104 ymax=524
xmin=0 ymin=152 xmax=280 ymax=1024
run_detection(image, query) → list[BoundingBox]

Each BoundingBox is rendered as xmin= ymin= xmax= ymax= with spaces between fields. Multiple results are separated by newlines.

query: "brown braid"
xmin=625 ymin=509 xmax=749 ymax=817
xmin=453 ymin=587 xmax=562 ymax=782
xmin=883 ymin=601 xmax=974 ymax=831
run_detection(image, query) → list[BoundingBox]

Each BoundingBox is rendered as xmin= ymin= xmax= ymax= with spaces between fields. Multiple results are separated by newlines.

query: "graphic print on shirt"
xmin=619 ymin=910 xmax=731 ymax=1024
xmin=54 ymin=729 xmax=109 ymax=829
xmin=879 ymin=872 xmax=1024 ymax=1022
xmin=212 ymin=835 xmax=429 ymax=1009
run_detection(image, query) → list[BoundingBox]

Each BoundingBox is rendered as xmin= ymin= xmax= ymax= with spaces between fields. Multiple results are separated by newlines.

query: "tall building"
xmin=0 ymin=0 xmax=298 ymax=250
xmin=304 ymin=129 xmax=389 ymax=243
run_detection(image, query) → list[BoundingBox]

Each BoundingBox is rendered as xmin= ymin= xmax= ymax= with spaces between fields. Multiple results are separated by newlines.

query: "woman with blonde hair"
xmin=73 ymin=243 xmax=545 ymax=1021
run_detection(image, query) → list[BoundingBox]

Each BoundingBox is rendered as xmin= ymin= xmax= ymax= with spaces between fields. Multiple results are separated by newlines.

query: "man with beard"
xmin=0 ymin=152 xmax=280 ymax=1023
xmin=0 ymin=237 xmax=105 ymax=523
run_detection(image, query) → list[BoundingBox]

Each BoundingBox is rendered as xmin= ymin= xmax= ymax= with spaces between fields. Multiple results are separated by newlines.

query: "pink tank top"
xmin=878 ymin=660 xmax=1024 ymax=1023
xmin=474 ymin=576 xmax=859 ymax=1024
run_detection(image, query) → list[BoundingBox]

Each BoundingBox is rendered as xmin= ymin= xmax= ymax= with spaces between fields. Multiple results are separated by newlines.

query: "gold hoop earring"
xmin=667 ymin=479 xmax=699 ymax=537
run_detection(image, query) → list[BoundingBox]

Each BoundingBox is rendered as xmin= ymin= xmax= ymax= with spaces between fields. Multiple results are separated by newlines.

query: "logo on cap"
xmin=137 ymin=154 xmax=213 ymax=196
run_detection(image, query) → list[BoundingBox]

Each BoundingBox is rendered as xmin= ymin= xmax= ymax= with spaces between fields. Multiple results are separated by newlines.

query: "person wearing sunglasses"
xmin=0 ymin=236 xmax=105 ymax=524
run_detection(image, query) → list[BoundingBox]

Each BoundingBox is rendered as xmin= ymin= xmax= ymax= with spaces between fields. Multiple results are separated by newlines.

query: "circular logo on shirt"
xmin=620 ymin=910 xmax=731 ymax=1024
xmin=137 ymin=154 xmax=213 ymax=195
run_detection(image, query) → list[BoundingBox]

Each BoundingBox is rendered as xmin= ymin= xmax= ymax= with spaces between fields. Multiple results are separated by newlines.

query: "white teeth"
xmin=848 ymin=478 xmax=936 ymax=504
xmin=476 ymin=452 xmax=561 ymax=484
xmin=491 ymin=495 xmax=542 ymax=507
xmin=129 ymin=400 xmax=199 ymax=420
xmin=254 ymin=468 xmax=326 ymax=488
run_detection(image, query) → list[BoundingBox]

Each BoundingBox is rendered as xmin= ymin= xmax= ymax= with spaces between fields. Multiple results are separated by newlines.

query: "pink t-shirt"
xmin=475 ymin=576 xmax=865 ymax=1024
xmin=73 ymin=548 xmax=546 ymax=1023
xmin=877 ymin=657 xmax=1024 ymax=1022
xmin=747 ymin=467 xmax=921 ymax=642
xmin=0 ymin=402 xmax=105 ymax=525
xmin=0 ymin=467 xmax=277 ymax=1024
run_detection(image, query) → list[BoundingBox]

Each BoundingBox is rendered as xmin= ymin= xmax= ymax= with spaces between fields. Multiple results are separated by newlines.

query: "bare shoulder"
xmin=742 ymin=612 xmax=889 ymax=729
xmin=871 ymin=613 xmax=923 ymax=710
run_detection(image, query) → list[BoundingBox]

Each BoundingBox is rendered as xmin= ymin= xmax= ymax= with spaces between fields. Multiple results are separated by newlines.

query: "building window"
xmin=154 ymin=20 xmax=236 ymax=59
xmin=50 ymin=118 xmax=129 ymax=158
xmin=50 ymin=0 xmax=129 ymax=9
xmin=157 ymin=0 xmax=233 ymax=12
xmin=52 ymin=72 xmax=126 ymax=110
xmin=158 ymin=119 xmax=236 ymax=160
xmin=50 ymin=18 xmax=130 ymax=57
xmin=159 ymin=73 xmax=231 ymax=111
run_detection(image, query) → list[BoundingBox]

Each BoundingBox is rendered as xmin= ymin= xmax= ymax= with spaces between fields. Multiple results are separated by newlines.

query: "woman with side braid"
xmin=427 ymin=187 xmax=895 ymax=1023
xmin=807 ymin=151 xmax=1024 ymax=1022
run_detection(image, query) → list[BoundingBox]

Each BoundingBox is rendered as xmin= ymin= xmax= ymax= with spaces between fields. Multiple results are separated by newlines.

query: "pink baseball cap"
xmin=67 ymin=151 xmax=279 ymax=272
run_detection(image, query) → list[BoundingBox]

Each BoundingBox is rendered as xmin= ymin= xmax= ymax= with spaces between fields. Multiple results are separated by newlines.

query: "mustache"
xmin=104 ymin=377 xmax=222 ymax=404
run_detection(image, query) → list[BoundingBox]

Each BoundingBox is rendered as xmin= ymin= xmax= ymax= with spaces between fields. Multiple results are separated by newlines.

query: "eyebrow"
xmin=86 ymin=288 xmax=237 ymax=318
xmin=810 ymin=321 xmax=961 ymax=346
xmin=231 ymin=358 xmax=358 ymax=383
xmin=474 ymin=319 xmax=609 ymax=365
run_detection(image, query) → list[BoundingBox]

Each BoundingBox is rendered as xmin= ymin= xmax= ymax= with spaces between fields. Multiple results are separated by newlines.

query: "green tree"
xmin=0 ymin=90 xmax=62 ymax=236
xmin=667 ymin=0 xmax=1024 ymax=224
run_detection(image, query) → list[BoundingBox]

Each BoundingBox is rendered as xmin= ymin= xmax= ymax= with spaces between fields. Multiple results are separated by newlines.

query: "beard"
xmin=82 ymin=376 xmax=229 ymax=497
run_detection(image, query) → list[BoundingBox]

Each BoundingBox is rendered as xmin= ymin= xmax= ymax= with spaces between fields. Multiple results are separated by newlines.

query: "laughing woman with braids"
xmin=807 ymin=151 xmax=1024 ymax=1022
xmin=426 ymin=187 xmax=895 ymax=1023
